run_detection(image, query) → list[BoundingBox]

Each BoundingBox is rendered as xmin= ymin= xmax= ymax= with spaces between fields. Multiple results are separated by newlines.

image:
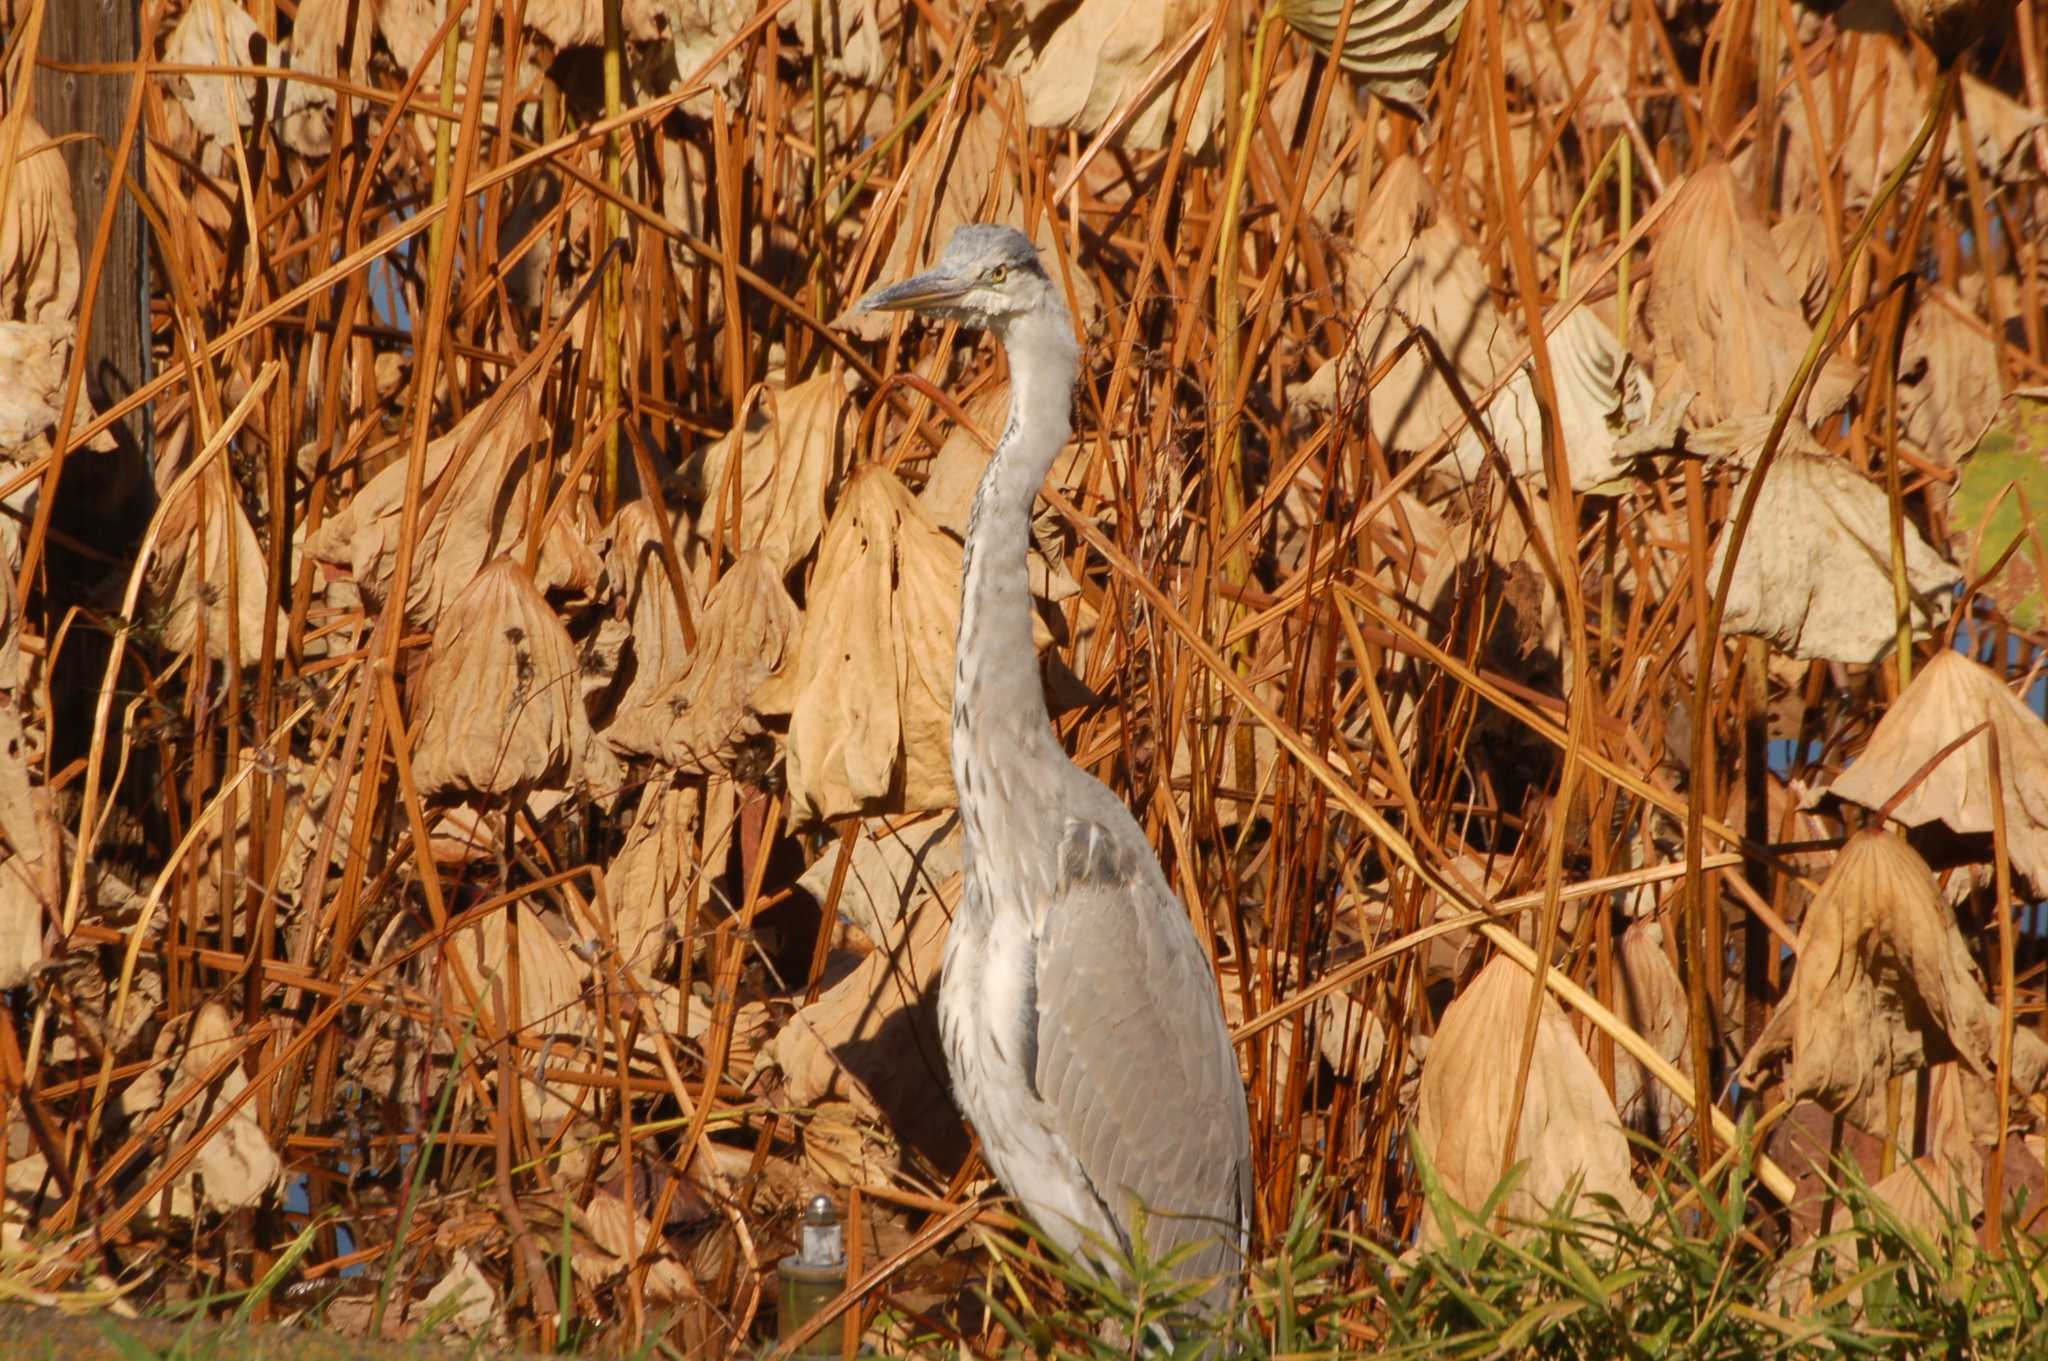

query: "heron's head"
xmin=853 ymin=224 xmax=1056 ymax=334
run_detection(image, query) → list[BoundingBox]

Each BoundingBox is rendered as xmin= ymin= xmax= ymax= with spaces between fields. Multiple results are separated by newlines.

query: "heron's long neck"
xmin=952 ymin=305 xmax=1079 ymax=816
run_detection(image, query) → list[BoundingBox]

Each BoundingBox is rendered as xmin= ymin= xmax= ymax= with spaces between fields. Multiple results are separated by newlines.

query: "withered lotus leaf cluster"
xmin=10 ymin=0 xmax=2048 ymax=1342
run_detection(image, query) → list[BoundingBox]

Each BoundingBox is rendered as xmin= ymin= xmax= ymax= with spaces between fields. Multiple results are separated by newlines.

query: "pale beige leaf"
xmin=1278 ymin=0 xmax=1469 ymax=114
xmin=1770 ymin=211 xmax=1832 ymax=322
xmin=1415 ymin=955 xmax=1645 ymax=1237
xmin=0 ymin=117 xmax=81 ymax=327
xmin=411 ymin=557 xmax=584 ymax=800
xmin=421 ymin=1248 xmax=499 ymax=1340
xmin=1644 ymin=162 xmax=1857 ymax=426
xmin=1502 ymin=3 xmax=1634 ymax=129
xmin=795 ymin=813 xmax=959 ymax=953
xmin=802 ymin=1101 xmax=902 ymax=1187
xmin=450 ymin=903 xmax=590 ymax=1043
xmin=144 ymin=463 xmax=289 ymax=669
xmin=1263 ymin=60 xmax=1361 ymax=230
xmin=601 ymin=781 xmax=701 ymax=972
xmin=1290 ymin=158 xmax=1518 ymax=454
xmin=572 ymin=1191 xmax=692 ymax=1301
xmin=617 ymin=549 xmax=801 ymax=774
xmin=1737 ymin=831 xmax=2048 ymax=1130
xmin=1900 ymin=292 xmax=2005 ymax=468
xmin=279 ymin=0 xmax=375 ymax=157
xmin=1446 ymin=306 xmax=1655 ymax=490
xmin=1707 ymin=449 xmax=1960 ymax=662
xmin=697 ymin=369 xmax=850 ymax=575
xmin=121 ymin=1002 xmax=282 ymax=1214
xmin=1825 ymin=650 xmax=2048 ymax=893
xmin=758 ymin=890 xmax=961 ymax=1164
xmin=303 ymin=382 xmax=601 ymax=627
xmin=1780 ymin=36 xmax=2042 ymax=208
xmin=780 ymin=466 xmax=961 ymax=822
xmin=163 ymin=0 xmax=267 ymax=179
xmin=596 ymin=499 xmax=704 ymax=760
xmin=1610 ymin=921 xmax=1689 ymax=1134
xmin=1021 ymin=0 xmax=1223 ymax=152
xmin=0 ymin=855 xmax=45 ymax=991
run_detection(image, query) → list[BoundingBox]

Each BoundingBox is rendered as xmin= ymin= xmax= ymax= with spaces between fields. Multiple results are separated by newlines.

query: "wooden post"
xmin=31 ymin=0 xmax=149 ymax=465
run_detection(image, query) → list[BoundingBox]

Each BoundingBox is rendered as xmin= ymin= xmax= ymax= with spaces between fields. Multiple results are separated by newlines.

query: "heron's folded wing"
xmin=1032 ymin=822 xmax=1252 ymax=1291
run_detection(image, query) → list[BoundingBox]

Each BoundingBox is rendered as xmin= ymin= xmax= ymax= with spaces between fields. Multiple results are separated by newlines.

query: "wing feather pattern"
xmin=1033 ymin=817 xmax=1253 ymax=1304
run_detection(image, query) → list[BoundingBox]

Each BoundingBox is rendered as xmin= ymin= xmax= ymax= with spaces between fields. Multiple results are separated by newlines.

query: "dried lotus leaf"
xmin=1899 ymin=293 xmax=2004 ymax=469
xmin=780 ymin=466 xmax=961 ymax=822
xmin=0 ymin=118 xmax=81 ymax=327
xmin=1644 ymin=162 xmax=1857 ymax=426
xmin=596 ymin=498 xmax=704 ymax=761
xmin=640 ymin=549 xmax=801 ymax=775
xmin=1446 ymin=306 xmax=1653 ymax=491
xmin=697 ymin=369 xmax=849 ymax=575
xmin=1611 ymin=921 xmax=1689 ymax=1135
xmin=1278 ymin=0 xmax=1468 ymax=116
xmin=1290 ymin=158 xmax=1518 ymax=454
xmin=411 ymin=557 xmax=584 ymax=800
xmin=144 ymin=463 xmax=289 ymax=668
xmin=1825 ymin=650 xmax=2048 ymax=893
xmin=1708 ymin=450 xmax=1960 ymax=663
xmin=163 ymin=1 xmax=268 ymax=179
xmin=1737 ymin=832 xmax=2048 ymax=1130
xmin=120 ymin=1002 xmax=282 ymax=1215
xmin=450 ymin=901 xmax=590 ymax=1035
xmin=303 ymin=382 xmax=600 ymax=628
xmin=1501 ymin=3 xmax=1633 ymax=130
xmin=1021 ymin=0 xmax=1223 ymax=152
xmin=1415 ymin=955 xmax=1646 ymax=1241
xmin=602 ymin=781 xmax=701 ymax=972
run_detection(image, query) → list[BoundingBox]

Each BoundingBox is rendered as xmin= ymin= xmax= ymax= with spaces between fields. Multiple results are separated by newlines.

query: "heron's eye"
xmin=986 ymin=265 xmax=1008 ymax=285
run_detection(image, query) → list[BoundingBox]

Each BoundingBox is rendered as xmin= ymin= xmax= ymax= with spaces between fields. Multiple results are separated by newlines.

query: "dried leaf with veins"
xmin=451 ymin=902 xmax=589 ymax=1035
xmin=303 ymin=382 xmax=600 ymax=627
xmin=119 ymin=1002 xmax=282 ymax=1216
xmin=144 ymin=463 xmax=289 ymax=669
xmin=1017 ymin=0 xmax=1222 ymax=152
xmin=1737 ymin=832 xmax=2048 ymax=1131
xmin=1779 ymin=35 xmax=2043 ymax=208
xmin=411 ymin=557 xmax=585 ymax=801
xmin=1291 ymin=158 xmax=1518 ymax=454
xmin=629 ymin=549 xmax=802 ymax=774
xmin=1278 ymin=0 xmax=1469 ymax=116
xmin=1611 ymin=921 xmax=1689 ymax=1136
xmin=1825 ymin=649 xmax=2048 ymax=893
xmin=757 ymin=885 xmax=964 ymax=1167
xmin=602 ymin=781 xmax=701 ymax=972
xmin=695 ymin=368 xmax=850 ymax=574
xmin=0 ymin=117 xmax=81 ymax=326
xmin=595 ymin=498 xmax=704 ymax=760
xmin=571 ymin=1190 xmax=691 ymax=1301
xmin=778 ymin=466 xmax=961 ymax=822
xmin=802 ymin=1101 xmax=903 ymax=1187
xmin=0 ymin=322 xmax=113 ymax=462
xmin=1643 ymin=162 xmax=1857 ymax=426
xmin=1770 ymin=211 xmax=1832 ymax=323
xmin=1446 ymin=306 xmax=1655 ymax=491
xmin=1415 ymin=955 xmax=1646 ymax=1241
xmin=0 ymin=705 xmax=51 ymax=991
xmin=795 ymin=813 xmax=959 ymax=954
xmin=420 ymin=1248 xmax=500 ymax=1341
xmin=1708 ymin=448 xmax=1960 ymax=662
xmin=162 ymin=0 xmax=270 ymax=179
xmin=1900 ymin=292 xmax=2005 ymax=468
xmin=1502 ymin=2 xmax=1637 ymax=130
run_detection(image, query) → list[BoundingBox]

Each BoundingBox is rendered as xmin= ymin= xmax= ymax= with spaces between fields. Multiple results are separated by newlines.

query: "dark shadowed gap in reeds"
xmin=1 ymin=0 xmax=2046 ymax=1355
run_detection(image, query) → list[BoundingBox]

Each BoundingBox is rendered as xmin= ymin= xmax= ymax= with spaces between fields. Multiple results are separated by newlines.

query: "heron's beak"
xmin=855 ymin=268 xmax=971 ymax=314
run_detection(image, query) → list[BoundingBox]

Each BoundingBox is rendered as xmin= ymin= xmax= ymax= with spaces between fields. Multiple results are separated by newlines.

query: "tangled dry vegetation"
xmin=3 ymin=0 xmax=2048 ymax=1353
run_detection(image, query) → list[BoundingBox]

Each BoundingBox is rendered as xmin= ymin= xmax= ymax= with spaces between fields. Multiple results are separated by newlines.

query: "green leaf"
xmin=1949 ymin=391 xmax=2048 ymax=628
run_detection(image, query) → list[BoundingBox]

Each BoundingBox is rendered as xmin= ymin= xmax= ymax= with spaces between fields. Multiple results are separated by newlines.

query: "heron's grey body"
xmin=857 ymin=226 xmax=1253 ymax=1309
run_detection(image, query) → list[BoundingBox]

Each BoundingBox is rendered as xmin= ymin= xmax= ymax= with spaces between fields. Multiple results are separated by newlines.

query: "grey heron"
xmin=855 ymin=225 xmax=1254 ymax=1317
